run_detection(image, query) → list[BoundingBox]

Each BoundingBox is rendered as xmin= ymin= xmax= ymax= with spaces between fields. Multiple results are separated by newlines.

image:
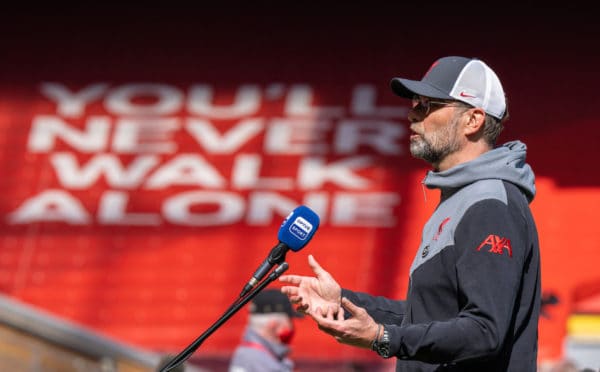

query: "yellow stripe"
xmin=567 ymin=314 xmax=600 ymax=337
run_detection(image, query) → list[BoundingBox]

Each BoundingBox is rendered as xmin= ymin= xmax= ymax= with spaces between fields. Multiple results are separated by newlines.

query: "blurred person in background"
xmin=281 ymin=56 xmax=541 ymax=371
xmin=229 ymin=289 xmax=302 ymax=372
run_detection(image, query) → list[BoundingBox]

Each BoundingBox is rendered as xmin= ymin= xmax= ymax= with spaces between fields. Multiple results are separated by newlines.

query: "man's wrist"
xmin=370 ymin=323 xmax=382 ymax=349
xmin=371 ymin=324 xmax=391 ymax=358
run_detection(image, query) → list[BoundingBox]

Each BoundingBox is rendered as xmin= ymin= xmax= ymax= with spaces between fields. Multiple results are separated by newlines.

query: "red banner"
xmin=1 ymin=4 xmax=599 ymax=366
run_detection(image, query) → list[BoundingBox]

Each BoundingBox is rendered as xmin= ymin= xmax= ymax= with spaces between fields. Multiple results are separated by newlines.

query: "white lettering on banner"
xmin=144 ymin=154 xmax=226 ymax=189
xmin=8 ymin=190 xmax=399 ymax=226
xmin=8 ymin=82 xmax=410 ymax=227
xmin=335 ymin=120 xmax=405 ymax=155
xmin=112 ymin=118 xmax=180 ymax=153
xmin=334 ymin=120 xmax=406 ymax=155
xmin=186 ymin=118 xmax=265 ymax=154
xmin=351 ymin=85 xmax=409 ymax=118
xmin=98 ymin=191 xmax=161 ymax=225
xmin=36 ymin=82 xmax=407 ymax=119
xmin=106 ymin=84 xmax=184 ymax=116
xmin=188 ymin=85 xmax=261 ymax=119
xmin=264 ymin=118 xmax=331 ymax=155
xmin=8 ymin=190 xmax=91 ymax=224
xmin=231 ymin=154 xmax=295 ymax=190
xmin=28 ymin=116 xmax=406 ymax=156
xmin=163 ymin=191 xmax=246 ymax=225
xmin=245 ymin=193 xmax=308 ymax=223
xmin=51 ymin=153 xmax=159 ymax=189
xmin=297 ymin=156 xmax=374 ymax=189
xmin=40 ymin=83 xmax=109 ymax=118
xmin=29 ymin=116 xmax=111 ymax=152
xmin=284 ymin=85 xmax=346 ymax=118
xmin=47 ymin=152 xmax=372 ymax=190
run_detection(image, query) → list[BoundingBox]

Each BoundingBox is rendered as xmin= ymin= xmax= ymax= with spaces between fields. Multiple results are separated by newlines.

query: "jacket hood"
xmin=423 ymin=140 xmax=536 ymax=202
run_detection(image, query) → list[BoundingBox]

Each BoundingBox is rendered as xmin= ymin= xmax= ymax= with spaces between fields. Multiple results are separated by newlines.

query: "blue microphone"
xmin=239 ymin=205 xmax=320 ymax=298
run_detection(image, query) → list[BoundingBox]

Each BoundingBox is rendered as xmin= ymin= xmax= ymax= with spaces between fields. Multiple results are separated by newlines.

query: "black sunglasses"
xmin=411 ymin=95 xmax=465 ymax=116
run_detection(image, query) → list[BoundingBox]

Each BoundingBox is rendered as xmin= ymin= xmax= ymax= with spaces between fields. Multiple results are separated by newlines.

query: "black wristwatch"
xmin=371 ymin=325 xmax=391 ymax=358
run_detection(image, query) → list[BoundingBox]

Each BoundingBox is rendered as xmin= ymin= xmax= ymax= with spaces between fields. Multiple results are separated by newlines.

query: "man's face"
xmin=408 ymin=96 xmax=465 ymax=166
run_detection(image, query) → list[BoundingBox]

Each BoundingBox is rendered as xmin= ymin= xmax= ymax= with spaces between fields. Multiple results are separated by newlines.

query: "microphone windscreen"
xmin=277 ymin=205 xmax=320 ymax=251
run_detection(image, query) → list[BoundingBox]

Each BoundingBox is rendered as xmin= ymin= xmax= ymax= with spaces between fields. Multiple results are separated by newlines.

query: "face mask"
xmin=277 ymin=327 xmax=295 ymax=344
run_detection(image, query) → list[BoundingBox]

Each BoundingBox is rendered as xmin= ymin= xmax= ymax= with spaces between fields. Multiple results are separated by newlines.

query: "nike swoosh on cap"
xmin=459 ymin=91 xmax=476 ymax=98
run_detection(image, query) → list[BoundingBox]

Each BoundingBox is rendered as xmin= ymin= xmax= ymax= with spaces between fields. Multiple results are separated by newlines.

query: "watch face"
xmin=376 ymin=329 xmax=391 ymax=358
xmin=376 ymin=343 xmax=390 ymax=358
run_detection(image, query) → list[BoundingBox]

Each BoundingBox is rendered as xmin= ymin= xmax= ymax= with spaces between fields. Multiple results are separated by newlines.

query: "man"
xmin=229 ymin=289 xmax=302 ymax=372
xmin=280 ymin=56 xmax=541 ymax=371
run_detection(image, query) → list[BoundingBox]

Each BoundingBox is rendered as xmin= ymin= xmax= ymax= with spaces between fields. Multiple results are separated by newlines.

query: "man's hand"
xmin=279 ymin=254 xmax=341 ymax=316
xmin=312 ymin=297 xmax=380 ymax=349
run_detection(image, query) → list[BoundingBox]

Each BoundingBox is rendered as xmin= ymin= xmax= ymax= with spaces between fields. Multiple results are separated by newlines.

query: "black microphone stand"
xmin=159 ymin=262 xmax=290 ymax=372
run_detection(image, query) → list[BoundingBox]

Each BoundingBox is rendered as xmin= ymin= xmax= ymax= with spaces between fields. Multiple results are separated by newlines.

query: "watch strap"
xmin=371 ymin=324 xmax=391 ymax=358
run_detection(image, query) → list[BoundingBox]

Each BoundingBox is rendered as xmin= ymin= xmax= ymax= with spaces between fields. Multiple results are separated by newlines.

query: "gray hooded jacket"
xmin=344 ymin=140 xmax=541 ymax=372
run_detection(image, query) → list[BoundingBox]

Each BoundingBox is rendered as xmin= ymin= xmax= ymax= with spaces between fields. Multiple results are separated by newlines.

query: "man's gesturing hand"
xmin=312 ymin=297 xmax=380 ymax=349
xmin=279 ymin=254 xmax=341 ymax=316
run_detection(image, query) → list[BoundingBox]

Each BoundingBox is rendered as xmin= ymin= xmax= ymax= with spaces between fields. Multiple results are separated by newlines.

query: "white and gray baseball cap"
xmin=390 ymin=56 xmax=507 ymax=119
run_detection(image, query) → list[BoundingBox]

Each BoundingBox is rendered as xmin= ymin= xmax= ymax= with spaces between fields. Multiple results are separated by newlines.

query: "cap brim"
xmin=390 ymin=78 xmax=453 ymax=100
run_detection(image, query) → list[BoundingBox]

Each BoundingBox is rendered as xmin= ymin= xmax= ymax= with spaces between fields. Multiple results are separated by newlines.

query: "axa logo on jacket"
xmin=476 ymin=234 xmax=513 ymax=257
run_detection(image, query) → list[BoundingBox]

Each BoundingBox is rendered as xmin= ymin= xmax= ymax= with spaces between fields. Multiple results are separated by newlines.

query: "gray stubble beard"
xmin=409 ymin=116 xmax=462 ymax=166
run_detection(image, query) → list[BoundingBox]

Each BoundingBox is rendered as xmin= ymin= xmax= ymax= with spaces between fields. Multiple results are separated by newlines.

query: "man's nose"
xmin=408 ymin=107 xmax=421 ymax=123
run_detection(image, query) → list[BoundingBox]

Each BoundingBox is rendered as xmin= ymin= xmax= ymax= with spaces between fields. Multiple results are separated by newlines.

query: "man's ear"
xmin=463 ymin=107 xmax=486 ymax=136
